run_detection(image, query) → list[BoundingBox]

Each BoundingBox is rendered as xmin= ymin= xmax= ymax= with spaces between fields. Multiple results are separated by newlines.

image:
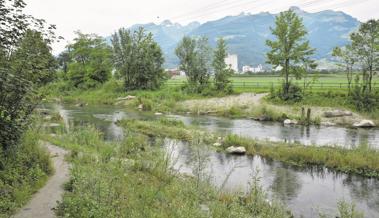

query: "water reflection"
xmin=271 ymin=168 xmax=301 ymax=202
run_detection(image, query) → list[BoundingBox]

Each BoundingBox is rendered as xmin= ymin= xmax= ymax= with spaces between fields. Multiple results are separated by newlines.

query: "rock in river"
xmin=283 ymin=119 xmax=298 ymax=125
xmin=353 ymin=120 xmax=376 ymax=128
xmin=226 ymin=146 xmax=246 ymax=155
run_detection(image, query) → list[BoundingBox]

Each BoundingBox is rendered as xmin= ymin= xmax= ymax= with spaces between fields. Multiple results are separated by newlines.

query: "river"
xmin=44 ymin=103 xmax=379 ymax=218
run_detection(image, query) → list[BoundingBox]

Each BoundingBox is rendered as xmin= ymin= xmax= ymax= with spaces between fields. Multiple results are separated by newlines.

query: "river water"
xmin=44 ymin=103 xmax=379 ymax=218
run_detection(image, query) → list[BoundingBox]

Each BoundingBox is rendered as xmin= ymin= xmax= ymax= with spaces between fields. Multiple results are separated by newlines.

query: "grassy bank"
xmin=0 ymin=129 xmax=52 ymax=217
xmin=44 ymin=126 xmax=291 ymax=218
xmin=122 ymin=118 xmax=379 ymax=178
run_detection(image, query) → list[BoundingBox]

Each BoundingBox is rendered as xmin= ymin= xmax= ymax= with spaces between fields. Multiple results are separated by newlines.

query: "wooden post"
xmin=306 ymin=108 xmax=311 ymax=126
xmin=301 ymin=107 xmax=305 ymax=121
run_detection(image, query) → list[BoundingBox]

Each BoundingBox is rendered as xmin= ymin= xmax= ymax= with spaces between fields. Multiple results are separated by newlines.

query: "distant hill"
xmin=121 ymin=7 xmax=360 ymax=69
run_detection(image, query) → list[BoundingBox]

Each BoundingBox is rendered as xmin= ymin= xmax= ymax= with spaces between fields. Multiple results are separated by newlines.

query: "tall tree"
xmin=266 ymin=9 xmax=315 ymax=99
xmin=112 ymin=27 xmax=165 ymax=90
xmin=66 ymin=32 xmax=112 ymax=89
xmin=212 ymin=38 xmax=233 ymax=91
xmin=350 ymin=19 xmax=379 ymax=93
xmin=175 ymin=37 xmax=198 ymax=85
xmin=11 ymin=30 xmax=57 ymax=85
xmin=176 ymin=36 xmax=212 ymax=90
xmin=332 ymin=45 xmax=356 ymax=94
xmin=0 ymin=0 xmax=57 ymax=150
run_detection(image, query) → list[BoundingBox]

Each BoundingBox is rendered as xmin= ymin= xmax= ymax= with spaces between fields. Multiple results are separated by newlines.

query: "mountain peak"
xmin=161 ymin=20 xmax=173 ymax=26
xmin=289 ymin=6 xmax=306 ymax=13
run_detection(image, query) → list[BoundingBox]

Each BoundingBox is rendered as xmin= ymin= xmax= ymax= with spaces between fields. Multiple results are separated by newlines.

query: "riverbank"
xmin=43 ymin=126 xmax=292 ymax=218
xmin=120 ymin=118 xmax=379 ymax=178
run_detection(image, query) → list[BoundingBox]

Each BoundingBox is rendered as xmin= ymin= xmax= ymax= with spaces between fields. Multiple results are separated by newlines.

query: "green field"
xmin=167 ymin=74 xmax=379 ymax=92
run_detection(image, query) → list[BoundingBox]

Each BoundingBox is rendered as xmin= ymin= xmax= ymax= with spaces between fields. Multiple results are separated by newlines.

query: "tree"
xmin=175 ymin=36 xmax=212 ymax=91
xmin=266 ymin=9 xmax=315 ymax=100
xmin=11 ymin=30 xmax=57 ymax=85
xmin=111 ymin=27 xmax=165 ymax=90
xmin=0 ymin=0 xmax=57 ymax=151
xmin=57 ymin=49 xmax=71 ymax=74
xmin=350 ymin=19 xmax=379 ymax=93
xmin=66 ymin=32 xmax=112 ymax=89
xmin=332 ymin=45 xmax=356 ymax=94
xmin=212 ymin=38 xmax=233 ymax=91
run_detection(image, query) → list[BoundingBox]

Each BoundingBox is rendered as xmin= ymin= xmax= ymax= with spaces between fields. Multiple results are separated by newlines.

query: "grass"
xmin=223 ymin=134 xmax=379 ymax=178
xmin=122 ymin=118 xmax=379 ymax=178
xmin=0 ymin=128 xmax=52 ymax=217
xmin=45 ymin=126 xmax=292 ymax=218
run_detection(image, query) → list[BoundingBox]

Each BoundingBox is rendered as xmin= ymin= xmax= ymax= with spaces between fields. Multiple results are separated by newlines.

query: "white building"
xmin=242 ymin=64 xmax=264 ymax=73
xmin=224 ymin=54 xmax=238 ymax=73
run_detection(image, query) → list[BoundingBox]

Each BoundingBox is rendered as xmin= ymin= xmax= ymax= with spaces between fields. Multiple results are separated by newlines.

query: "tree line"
xmin=56 ymin=29 xmax=235 ymax=94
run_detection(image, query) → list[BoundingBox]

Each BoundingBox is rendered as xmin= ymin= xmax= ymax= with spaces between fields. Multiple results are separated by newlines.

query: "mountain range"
xmin=126 ymin=6 xmax=360 ymax=70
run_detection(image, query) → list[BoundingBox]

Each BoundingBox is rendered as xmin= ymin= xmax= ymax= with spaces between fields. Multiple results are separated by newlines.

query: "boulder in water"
xmin=283 ymin=119 xmax=298 ymax=125
xmin=353 ymin=120 xmax=376 ymax=128
xmin=226 ymin=146 xmax=246 ymax=155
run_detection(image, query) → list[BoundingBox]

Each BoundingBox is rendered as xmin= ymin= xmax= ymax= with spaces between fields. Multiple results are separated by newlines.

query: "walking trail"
xmin=13 ymin=143 xmax=69 ymax=218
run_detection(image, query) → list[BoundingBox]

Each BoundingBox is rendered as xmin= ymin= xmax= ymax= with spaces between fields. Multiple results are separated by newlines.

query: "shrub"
xmin=0 ymin=129 xmax=52 ymax=216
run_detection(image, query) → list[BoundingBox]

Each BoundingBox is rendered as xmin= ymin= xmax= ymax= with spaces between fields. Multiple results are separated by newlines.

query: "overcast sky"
xmin=25 ymin=0 xmax=379 ymax=54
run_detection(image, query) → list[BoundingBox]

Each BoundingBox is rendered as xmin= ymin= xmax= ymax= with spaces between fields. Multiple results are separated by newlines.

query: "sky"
xmin=25 ymin=0 xmax=379 ymax=54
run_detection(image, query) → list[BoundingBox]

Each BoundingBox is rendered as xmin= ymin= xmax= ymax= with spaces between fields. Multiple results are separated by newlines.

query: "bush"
xmin=271 ymin=82 xmax=303 ymax=102
xmin=350 ymin=88 xmax=379 ymax=112
xmin=0 ymin=129 xmax=52 ymax=216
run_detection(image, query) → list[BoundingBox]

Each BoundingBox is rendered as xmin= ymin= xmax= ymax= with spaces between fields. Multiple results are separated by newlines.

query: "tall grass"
xmin=0 ymin=128 xmax=52 ymax=217
xmin=223 ymin=134 xmax=379 ymax=178
xmin=50 ymin=126 xmax=291 ymax=218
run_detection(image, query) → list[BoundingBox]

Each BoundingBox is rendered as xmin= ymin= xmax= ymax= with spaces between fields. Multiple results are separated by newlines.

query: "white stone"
xmin=226 ymin=146 xmax=246 ymax=154
xmin=154 ymin=112 xmax=163 ymax=116
xmin=283 ymin=119 xmax=298 ymax=125
xmin=353 ymin=120 xmax=376 ymax=128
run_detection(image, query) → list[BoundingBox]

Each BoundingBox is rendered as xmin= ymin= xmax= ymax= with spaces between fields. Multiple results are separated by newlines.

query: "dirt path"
xmin=13 ymin=143 xmax=69 ymax=218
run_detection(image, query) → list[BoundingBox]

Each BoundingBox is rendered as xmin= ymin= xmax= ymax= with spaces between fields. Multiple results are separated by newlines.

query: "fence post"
xmin=306 ymin=108 xmax=311 ymax=126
